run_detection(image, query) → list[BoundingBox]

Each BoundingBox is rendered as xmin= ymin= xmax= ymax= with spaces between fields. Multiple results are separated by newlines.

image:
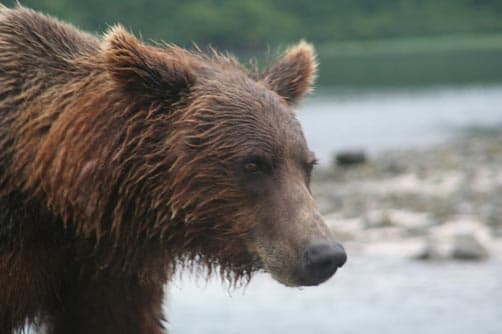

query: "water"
xmin=166 ymin=252 xmax=502 ymax=334
xmin=298 ymin=84 xmax=502 ymax=164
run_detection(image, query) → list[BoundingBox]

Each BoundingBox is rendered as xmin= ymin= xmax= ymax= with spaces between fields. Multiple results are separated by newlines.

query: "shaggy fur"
xmin=0 ymin=6 xmax=325 ymax=334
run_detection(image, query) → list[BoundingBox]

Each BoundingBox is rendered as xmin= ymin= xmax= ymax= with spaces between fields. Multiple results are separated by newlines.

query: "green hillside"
xmin=4 ymin=0 xmax=502 ymax=87
xmin=5 ymin=0 xmax=502 ymax=50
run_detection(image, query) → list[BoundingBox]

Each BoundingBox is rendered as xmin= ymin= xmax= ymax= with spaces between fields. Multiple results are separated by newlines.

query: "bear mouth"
xmin=260 ymin=242 xmax=346 ymax=287
xmin=296 ymin=266 xmax=338 ymax=286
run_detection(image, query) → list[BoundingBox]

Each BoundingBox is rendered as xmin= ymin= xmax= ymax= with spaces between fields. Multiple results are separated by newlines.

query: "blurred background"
xmin=8 ymin=1 xmax=502 ymax=333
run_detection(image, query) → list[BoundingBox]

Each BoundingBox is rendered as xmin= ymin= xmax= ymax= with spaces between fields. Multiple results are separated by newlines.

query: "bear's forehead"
xmin=193 ymin=69 xmax=311 ymax=159
xmin=221 ymin=97 xmax=308 ymax=160
xmin=199 ymin=77 xmax=302 ymax=133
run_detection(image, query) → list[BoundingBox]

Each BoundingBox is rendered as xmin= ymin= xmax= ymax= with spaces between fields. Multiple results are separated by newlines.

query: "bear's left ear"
xmin=261 ymin=41 xmax=317 ymax=105
xmin=103 ymin=25 xmax=195 ymax=101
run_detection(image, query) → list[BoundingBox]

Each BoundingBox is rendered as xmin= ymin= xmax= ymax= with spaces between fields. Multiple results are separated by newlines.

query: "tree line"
xmin=5 ymin=0 xmax=502 ymax=50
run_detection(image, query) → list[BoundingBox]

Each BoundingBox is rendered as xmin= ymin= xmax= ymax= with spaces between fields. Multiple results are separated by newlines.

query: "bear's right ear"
xmin=103 ymin=26 xmax=195 ymax=101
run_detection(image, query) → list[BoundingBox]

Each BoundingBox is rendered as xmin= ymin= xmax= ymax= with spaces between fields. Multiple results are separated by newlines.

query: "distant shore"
xmin=312 ymin=127 xmax=502 ymax=260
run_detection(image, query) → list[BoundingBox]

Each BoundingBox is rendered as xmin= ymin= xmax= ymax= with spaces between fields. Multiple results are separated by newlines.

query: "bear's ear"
xmin=103 ymin=26 xmax=195 ymax=101
xmin=261 ymin=41 xmax=317 ymax=105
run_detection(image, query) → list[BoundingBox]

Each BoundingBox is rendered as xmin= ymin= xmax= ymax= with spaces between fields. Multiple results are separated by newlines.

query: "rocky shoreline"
xmin=312 ymin=128 xmax=502 ymax=261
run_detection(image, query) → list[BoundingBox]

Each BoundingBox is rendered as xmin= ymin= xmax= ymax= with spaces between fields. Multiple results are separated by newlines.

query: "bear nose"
xmin=303 ymin=241 xmax=347 ymax=285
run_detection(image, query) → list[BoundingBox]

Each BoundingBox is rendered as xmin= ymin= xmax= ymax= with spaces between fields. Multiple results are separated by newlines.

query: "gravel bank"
xmin=312 ymin=128 xmax=502 ymax=260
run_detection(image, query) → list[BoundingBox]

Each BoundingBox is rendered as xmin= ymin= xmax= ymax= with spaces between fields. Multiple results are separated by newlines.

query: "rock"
xmin=493 ymin=227 xmax=502 ymax=238
xmin=362 ymin=227 xmax=409 ymax=243
xmin=364 ymin=209 xmax=434 ymax=234
xmin=387 ymin=210 xmax=435 ymax=233
xmin=325 ymin=213 xmax=365 ymax=241
xmin=364 ymin=210 xmax=394 ymax=228
xmin=382 ymin=161 xmax=407 ymax=175
xmin=415 ymin=217 xmax=491 ymax=261
xmin=364 ymin=238 xmax=424 ymax=258
xmin=364 ymin=172 xmax=463 ymax=197
xmin=335 ymin=150 xmax=367 ymax=167
xmin=451 ymin=233 xmax=490 ymax=260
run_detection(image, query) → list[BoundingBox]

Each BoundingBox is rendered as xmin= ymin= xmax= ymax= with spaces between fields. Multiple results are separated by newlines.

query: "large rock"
xmin=335 ymin=150 xmax=367 ymax=167
xmin=493 ymin=227 xmax=502 ymax=238
xmin=451 ymin=233 xmax=490 ymax=260
xmin=416 ymin=217 xmax=491 ymax=261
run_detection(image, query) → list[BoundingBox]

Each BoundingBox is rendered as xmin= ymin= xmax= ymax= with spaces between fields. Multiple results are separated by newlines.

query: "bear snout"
xmin=300 ymin=241 xmax=347 ymax=286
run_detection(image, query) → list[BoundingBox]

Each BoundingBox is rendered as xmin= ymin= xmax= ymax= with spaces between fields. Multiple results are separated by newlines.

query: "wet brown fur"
xmin=0 ymin=6 xmax=318 ymax=333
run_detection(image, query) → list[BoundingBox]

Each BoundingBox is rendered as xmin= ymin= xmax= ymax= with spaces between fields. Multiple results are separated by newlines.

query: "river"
xmin=298 ymin=84 xmax=502 ymax=164
xmin=166 ymin=250 xmax=502 ymax=334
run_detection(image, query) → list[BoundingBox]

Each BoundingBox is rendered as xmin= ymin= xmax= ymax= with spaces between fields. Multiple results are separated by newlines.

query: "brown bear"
xmin=0 ymin=5 xmax=346 ymax=334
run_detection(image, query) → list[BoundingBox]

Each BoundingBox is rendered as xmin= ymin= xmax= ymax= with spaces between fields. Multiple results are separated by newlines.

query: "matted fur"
xmin=0 ymin=5 xmax=319 ymax=333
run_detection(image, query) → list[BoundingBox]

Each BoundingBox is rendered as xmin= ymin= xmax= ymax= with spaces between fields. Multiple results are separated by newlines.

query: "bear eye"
xmin=306 ymin=158 xmax=318 ymax=173
xmin=244 ymin=162 xmax=259 ymax=174
xmin=304 ymin=158 xmax=318 ymax=181
xmin=241 ymin=157 xmax=270 ymax=175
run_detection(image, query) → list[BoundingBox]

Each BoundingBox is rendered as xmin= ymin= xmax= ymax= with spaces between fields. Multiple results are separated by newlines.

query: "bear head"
xmin=101 ymin=27 xmax=346 ymax=286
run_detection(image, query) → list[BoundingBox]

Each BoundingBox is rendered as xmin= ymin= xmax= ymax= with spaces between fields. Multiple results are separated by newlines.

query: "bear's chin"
xmin=266 ymin=263 xmax=338 ymax=287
